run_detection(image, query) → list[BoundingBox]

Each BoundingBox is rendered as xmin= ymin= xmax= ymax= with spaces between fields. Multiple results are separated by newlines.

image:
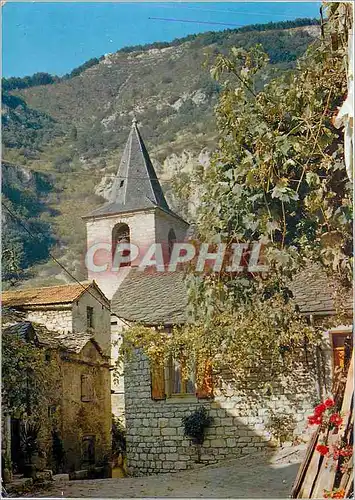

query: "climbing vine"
xmin=119 ymin=3 xmax=353 ymax=383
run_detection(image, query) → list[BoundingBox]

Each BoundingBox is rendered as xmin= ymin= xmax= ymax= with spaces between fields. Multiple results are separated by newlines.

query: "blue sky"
xmin=3 ymin=2 xmax=321 ymax=78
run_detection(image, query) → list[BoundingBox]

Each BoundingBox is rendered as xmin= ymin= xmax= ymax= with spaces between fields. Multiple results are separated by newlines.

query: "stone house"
xmin=80 ymin=118 xmax=353 ymax=475
xmin=2 ymin=281 xmax=111 ymax=355
xmin=2 ymin=282 xmax=112 ymax=474
xmin=110 ymin=266 xmax=352 ymax=475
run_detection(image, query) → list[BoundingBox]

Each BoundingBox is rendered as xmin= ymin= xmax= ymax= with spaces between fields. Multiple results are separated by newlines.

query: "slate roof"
xmin=3 ymin=321 xmax=36 ymax=342
xmin=84 ymin=119 xmax=175 ymax=219
xmin=3 ymin=319 xmax=99 ymax=354
xmin=289 ymin=263 xmax=353 ymax=316
xmin=49 ymin=332 xmax=97 ymax=354
xmin=1 ymin=307 xmax=27 ymax=323
xmin=1 ymin=281 xmax=109 ymax=308
xmin=111 ymin=268 xmax=188 ymax=325
xmin=111 ymin=264 xmax=353 ymax=325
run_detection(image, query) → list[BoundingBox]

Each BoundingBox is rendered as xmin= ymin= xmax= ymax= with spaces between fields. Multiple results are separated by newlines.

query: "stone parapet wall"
xmin=125 ymin=349 xmax=321 ymax=476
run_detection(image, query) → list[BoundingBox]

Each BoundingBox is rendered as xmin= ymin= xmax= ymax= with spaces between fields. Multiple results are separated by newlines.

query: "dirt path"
xmin=30 ymin=446 xmax=304 ymax=498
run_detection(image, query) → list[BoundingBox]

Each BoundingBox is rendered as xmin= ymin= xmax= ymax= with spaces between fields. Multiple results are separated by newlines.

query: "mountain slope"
xmin=2 ymin=20 xmax=320 ymax=287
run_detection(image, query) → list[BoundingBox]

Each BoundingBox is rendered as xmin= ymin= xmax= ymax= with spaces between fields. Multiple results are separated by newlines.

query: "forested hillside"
xmin=2 ymin=19 xmax=320 ymax=288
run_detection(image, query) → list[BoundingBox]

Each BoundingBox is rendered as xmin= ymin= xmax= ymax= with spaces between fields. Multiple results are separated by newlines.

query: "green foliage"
xmin=117 ymin=18 xmax=319 ymax=55
xmin=2 ymin=20 xmax=318 ymax=287
xmin=182 ymin=407 xmax=213 ymax=445
xmin=121 ymin=5 xmax=351 ymax=385
xmin=63 ymin=57 xmax=104 ymax=79
xmin=2 ymin=165 xmax=56 ymax=283
xmin=2 ymin=91 xmax=61 ymax=154
xmin=203 ymin=15 xmax=352 ymax=284
xmin=111 ymin=415 xmax=126 ymax=456
xmin=181 ymin=4 xmax=351 ymax=374
xmin=2 ymin=73 xmax=58 ymax=91
xmin=2 ymin=331 xmax=56 ymax=418
xmin=20 ymin=422 xmax=41 ymax=463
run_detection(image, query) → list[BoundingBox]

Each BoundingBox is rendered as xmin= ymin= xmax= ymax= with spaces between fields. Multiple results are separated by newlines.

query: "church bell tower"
xmin=82 ymin=118 xmax=189 ymax=300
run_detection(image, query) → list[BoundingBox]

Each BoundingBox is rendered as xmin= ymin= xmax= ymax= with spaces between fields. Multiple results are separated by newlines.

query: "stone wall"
xmin=154 ymin=209 xmax=189 ymax=252
xmin=23 ymin=288 xmax=111 ymax=356
xmin=9 ymin=342 xmax=112 ymax=474
xmin=86 ymin=210 xmax=157 ymax=300
xmin=125 ymin=349 xmax=322 ymax=476
xmin=85 ymin=208 xmax=188 ymax=300
xmin=72 ymin=288 xmax=111 ymax=355
xmin=25 ymin=307 xmax=72 ymax=333
xmin=60 ymin=341 xmax=112 ymax=471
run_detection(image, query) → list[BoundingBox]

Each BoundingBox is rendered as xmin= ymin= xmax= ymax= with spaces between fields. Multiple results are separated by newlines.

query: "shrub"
xmin=112 ymin=415 xmax=126 ymax=456
xmin=182 ymin=407 xmax=213 ymax=445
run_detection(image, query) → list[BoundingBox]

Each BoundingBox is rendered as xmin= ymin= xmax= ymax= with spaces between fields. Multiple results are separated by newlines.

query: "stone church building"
xmin=82 ymin=118 xmax=189 ymax=418
xmin=82 ymin=119 xmax=353 ymax=475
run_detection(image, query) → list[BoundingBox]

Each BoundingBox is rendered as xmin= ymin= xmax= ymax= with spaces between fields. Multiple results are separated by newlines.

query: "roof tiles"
xmin=2 ymin=281 xmax=95 ymax=307
xmin=85 ymin=120 xmax=173 ymax=219
xmin=111 ymin=264 xmax=353 ymax=324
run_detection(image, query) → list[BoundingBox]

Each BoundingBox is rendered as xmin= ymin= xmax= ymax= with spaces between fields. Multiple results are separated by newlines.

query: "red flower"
xmin=315 ymin=403 xmax=327 ymax=416
xmin=316 ymin=444 xmax=329 ymax=456
xmin=333 ymin=489 xmax=345 ymax=498
xmin=339 ymin=445 xmax=353 ymax=457
xmin=308 ymin=414 xmax=322 ymax=425
xmin=324 ymin=398 xmax=335 ymax=408
xmin=329 ymin=413 xmax=343 ymax=427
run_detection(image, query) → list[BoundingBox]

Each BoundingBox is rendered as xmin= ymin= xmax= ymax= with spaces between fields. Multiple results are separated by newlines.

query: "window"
xmin=112 ymin=223 xmax=130 ymax=266
xmin=330 ymin=329 xmax=352 ymax=369
xmin=82 ymin=435 xmax=96 ymax=465
xmin=81 ymin=374 xmax=94 ymax=402
xmin=150 ymin=355 xmax=213 ymax=400
xmin=87 ymin=306 xmax=94 ymax=329
xmin=168 ymin=356 xmax=195 ymax=396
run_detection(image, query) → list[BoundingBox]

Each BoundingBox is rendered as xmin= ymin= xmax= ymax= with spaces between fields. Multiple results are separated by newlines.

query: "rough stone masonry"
xmin=124 ymin=349 xmax=321 ymax=476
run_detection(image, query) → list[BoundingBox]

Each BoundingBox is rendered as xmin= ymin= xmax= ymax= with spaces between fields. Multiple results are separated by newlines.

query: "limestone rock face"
xmin=160 ymin=148 xmax=211 ymax=219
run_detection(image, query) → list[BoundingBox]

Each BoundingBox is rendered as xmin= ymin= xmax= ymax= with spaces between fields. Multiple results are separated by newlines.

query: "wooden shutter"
xmin=334 ymin=347 xmax=345 ymax=368
xmin=151 ymin=361 xmax=166 ymax=400
xmin=196 ymin=360 xmax=213 ymax=399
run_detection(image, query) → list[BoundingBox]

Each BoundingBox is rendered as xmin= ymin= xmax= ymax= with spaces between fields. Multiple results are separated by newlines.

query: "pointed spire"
xmin=86 ymin=119 xmax=171 ymax=217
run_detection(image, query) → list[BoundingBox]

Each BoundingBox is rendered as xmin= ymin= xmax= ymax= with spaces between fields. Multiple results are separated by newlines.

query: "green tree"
xmin=2 ymin=330 xmax=57 ymax=419
xmin=120 ymin=4 xmax=352 ymax=382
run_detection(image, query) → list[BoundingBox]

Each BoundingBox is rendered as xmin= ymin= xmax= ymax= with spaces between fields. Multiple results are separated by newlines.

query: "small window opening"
xmin=87 ymin=306 xmax=94 ymax=329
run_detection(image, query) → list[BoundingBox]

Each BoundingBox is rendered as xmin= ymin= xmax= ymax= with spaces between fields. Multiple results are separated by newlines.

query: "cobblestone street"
xmin=30 ymin=446 xmax=304 ymax=498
